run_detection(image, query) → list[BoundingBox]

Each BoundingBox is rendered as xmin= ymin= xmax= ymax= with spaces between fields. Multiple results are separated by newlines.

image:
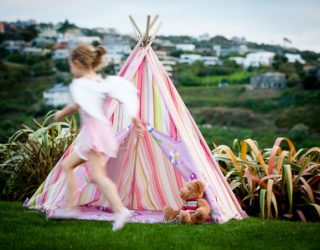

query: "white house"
xmin=32 ymin=37 xmax=55 ymax=47
xmin=176 ymin=44 xmax=196 ymax=51
xmin=57 ymin=33 xmax=101 ymax=48
xmin=53 ymin=49 xmax=69 ymax=60
xmin=3 ymin=40 xmax=28 ymax=53
xmin=102 ymin=41 xmax=131 ymax=56
xmin=154 ymin=38 xmax=176 ymax=52
xmin=39 ymin=28 xmax=58 ymax=39
xmin=155 ymin=51 xmax=177 ymax=77
xmin=22 ymin=47 xmax=51 ymax=55
xmin=243 ymin=52 xmax=275 ymax=69
xmin=197 ymin=33 xmax=210 ymax=42
xmin=105 ymin=54 xmax=122 ymax=65
xmin=213 ymin=45 xmax=221 ymax=57
xmin=105 ymin=28 xmax=119 ymax=35
xmin=43 ymin=84 xmax=72 ymax=107
xmin=99 ymin=39 xmax=131 ymax=66
xmin=179 ymin=54 xmax=202 ymax=64
xmin=285 ymin=53 xmax=306 ymax=64
xmin=218 ymin=82 xmax=229 ymax=88
xmin=229 ymin=56 xmax=245 ymax=65
xmin=237 ymin=45 xmax=249 ymax=55
xmin=57 ymin=33 xmax=77 ymax=44
xmin=213 ymin=44 xmax=248 ymax=57
xmin=179 ymin=54 xmax=222 ymax=66
xmin=93 ymin=27 xmax=108 ymax=34
xmin=251 ymin=72 xmax=286 ymax=89
xmin=201 ymin=56 xmax=222 ymax=66
xmin=69 ymin=36 xmax=102 ymax=48
xmin=231 ymin=36 xmax=247 ymax=45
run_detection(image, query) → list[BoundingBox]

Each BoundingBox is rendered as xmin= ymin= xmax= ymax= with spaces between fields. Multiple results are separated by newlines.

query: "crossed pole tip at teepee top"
xmin=129 ymin=15 xmax=162 ymax=48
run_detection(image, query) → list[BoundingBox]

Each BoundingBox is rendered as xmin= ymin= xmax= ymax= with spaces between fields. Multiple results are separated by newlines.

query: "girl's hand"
xmin=132 ymin=118 xmax=144 ymax=137
xmin=54 ymin=103 xmax=78 ymax=122
xmin=54 ymin=110 xmax=64 ymax=122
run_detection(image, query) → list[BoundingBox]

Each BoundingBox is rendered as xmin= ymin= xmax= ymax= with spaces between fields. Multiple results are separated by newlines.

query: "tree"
xmin=20 ymin=25 xmax=38 ymax=42
xmin=272 ymin=53 xmax=288 ymax=70
xmin=58 ymin=19 xmax=78 ymax=33
xmin=302 ymin=71 xmax=320 ymax=90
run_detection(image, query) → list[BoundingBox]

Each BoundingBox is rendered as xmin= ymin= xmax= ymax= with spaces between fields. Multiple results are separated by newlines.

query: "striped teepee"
xmin=24 ymin=15 xmax=248 ymax=224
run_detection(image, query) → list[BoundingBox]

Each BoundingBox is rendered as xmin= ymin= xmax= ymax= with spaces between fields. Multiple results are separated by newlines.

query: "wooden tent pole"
xmin=129 ymin=15 xmax=143 ymax=38
xmin=144 ymin=15 xmax=151 ymax=45
xmin=150 ymin=22 xmax=162 ymax=42
xmin=130 ymin=21 xmax=141 ymax=39
xmin=129 ymin=15 xmax=161 ymax=48
xmin=149 ymin=15 xmax=159 ymax=30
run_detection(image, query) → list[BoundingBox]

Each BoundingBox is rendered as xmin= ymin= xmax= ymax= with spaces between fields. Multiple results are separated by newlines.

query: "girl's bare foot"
xmin=112 ymin=207 xmax=132 ymax=231
xmin=47 ymin=206 xmax=80 ymax=220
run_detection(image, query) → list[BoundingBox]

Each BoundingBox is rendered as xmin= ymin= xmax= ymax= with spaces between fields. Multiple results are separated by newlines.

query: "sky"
xmin=1 ymin=0 xmax=319 ymax=52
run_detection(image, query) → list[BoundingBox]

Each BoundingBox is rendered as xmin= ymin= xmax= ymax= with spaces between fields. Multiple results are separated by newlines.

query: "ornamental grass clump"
xmin=212 ymin=137 xmax=320 ymax=222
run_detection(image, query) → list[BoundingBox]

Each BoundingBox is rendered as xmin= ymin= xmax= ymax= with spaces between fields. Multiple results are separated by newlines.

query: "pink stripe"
xmin=93 ymin=187 xmax=101 ymax=202
xmin=117 ymin=131 xmax=136 ymax=207
xmin=132 ymin=65 xmax=144 ymax=209
xmin=137 ymin=61 xmax=144 ymax=118
xmin=118 ymin=44 xmax=140 ymax=76
xmin=53 ymin=167 xmax=62 ymax=184
xmin=166 ymin=75 xmax=178 ymax=139
xmin=173 ymin=167 xmax=183 ymax=190
xmin=134 ymin=178 xmax=144 ymax=209
xmin=40 ymin=191 xmax=48 ymax=205
xmin=51 ymin=178 xmax=67 ymax=205
xmin=118 ymin=134 xmax=134 ymax=182
xmin=111 ymin=112 xmax=115 ymax=127
xmin=144 ymin=132 xmax=167 ymax=207
xmin=52 ymin=146 xmax=72 ymax=183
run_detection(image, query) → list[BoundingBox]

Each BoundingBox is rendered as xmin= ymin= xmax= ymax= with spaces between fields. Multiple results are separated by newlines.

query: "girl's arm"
xmin=132 ymin=117 xmax=144 ymax=137
xmin=54 ymin=102 xmax=79 ymax=122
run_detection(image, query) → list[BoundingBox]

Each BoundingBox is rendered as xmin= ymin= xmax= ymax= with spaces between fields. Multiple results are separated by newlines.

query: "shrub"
xmin=275 ymin=106 xmax=320 ymax=133
xmin=213 ymin=137 xmax=320 ymax=222
xmin=0 ymin=111 xmax=78 ymax=200
xmin=199 ymin=107 xmax=261 ymax=128
xmin=289 ymin=123 xmax=309 ymax=142
xmin=178 ymin=72 xmax=201 ymax=86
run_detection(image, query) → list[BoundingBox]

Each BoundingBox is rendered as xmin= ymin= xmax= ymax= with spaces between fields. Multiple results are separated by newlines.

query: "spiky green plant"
xmin=212 ymin=137 xmax=320 ymax=222
xmin=0 ymin=111 xmax=78 ymax=200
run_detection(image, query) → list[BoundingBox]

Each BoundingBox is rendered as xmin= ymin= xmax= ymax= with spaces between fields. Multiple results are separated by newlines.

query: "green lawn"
xmin=1 ymin=202 xmax=319 ymax=250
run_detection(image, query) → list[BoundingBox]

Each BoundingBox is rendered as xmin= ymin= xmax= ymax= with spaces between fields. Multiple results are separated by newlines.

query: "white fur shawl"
xmin=69 ymin=75 xmax=139 ymax=123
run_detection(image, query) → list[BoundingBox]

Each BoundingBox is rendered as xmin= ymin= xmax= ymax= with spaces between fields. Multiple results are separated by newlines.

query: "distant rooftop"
xmin=45 ymin=83 xmax=69 ymax=93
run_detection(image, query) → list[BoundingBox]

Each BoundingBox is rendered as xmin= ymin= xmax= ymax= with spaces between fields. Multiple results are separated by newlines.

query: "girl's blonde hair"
xmin=70 ymin=44 xmax=107 ymax=70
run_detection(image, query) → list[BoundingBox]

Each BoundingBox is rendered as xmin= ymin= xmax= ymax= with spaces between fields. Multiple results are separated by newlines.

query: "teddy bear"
xmin=163 ymin=179 xmax=210 ymax=224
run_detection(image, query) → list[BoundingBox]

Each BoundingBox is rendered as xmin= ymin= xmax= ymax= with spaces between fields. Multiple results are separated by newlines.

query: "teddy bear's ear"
xmin=194 ymin=180 xmax=206 ymax=193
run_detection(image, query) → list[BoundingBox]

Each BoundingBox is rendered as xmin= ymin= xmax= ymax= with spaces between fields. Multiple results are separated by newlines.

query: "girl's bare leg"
xmin=61 ymin=151 xmax=85 ymax=208
xmin=88 ymin=151 xmax=124 ymax=213
xmin=88 ymin=150 xmax=131 ymax=231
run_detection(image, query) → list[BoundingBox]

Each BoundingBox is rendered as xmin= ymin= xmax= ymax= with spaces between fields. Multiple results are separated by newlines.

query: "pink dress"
xmin=69 ymin=74 xmax=139 ymax=161
xmin=73 ymin=107 xmax=120 ymax=161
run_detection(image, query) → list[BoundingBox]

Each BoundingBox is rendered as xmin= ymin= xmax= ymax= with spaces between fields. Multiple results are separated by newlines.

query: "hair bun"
xmin=96 ymin=46 xmax=107 ymax=56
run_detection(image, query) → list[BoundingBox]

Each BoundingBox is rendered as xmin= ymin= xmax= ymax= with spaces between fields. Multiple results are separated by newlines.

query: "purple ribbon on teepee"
xmin=146 ymin=124 xmax=198 ymax=181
